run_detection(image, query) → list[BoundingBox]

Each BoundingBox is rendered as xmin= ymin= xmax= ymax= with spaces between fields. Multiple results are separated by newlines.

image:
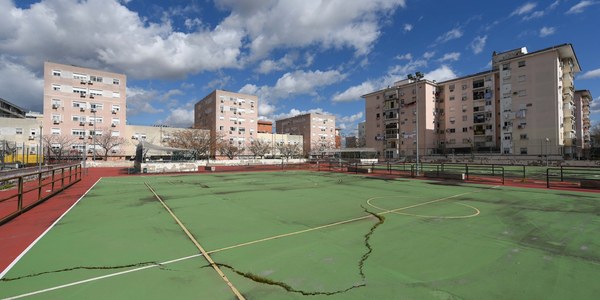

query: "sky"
xmin=1 ymin=0 xmax=600 ymax=136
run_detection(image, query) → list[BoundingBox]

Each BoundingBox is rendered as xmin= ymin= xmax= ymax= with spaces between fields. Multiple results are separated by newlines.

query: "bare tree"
xmin=311 ymin=140 xmax=335 ymax=158
xmin=94 ymin=129 xmax=126 ymax=160
xmin=278 ymin=143 xmax=302 ymax=161
xmin=43 ymin=134 xmax=77 ymax=162
xmin=590 ymin=123 xmax=600 ymax=147
xmin=167 ymin=129 xmax=219 ymax=159
xmin=218 ymin=141 xmax=244 ymax=159
xmin=248 ymin=139 xmax=270 ymax=158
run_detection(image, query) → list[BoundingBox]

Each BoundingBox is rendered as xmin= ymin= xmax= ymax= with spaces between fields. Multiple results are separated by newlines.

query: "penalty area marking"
xmin=5 ymin=186 xmax=498 ymax=299
xmin=366 ymin=196 xmax=480 ymax=219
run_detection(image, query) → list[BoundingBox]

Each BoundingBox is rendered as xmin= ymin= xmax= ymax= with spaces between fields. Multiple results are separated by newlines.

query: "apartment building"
xmin=43 ymin=62 xmax=126 ymax=157
xmin=363 ymin=43 xmax=589 ymax=159
xmin=257 ymin=120 xmax=273 ymax=133
xmin=574 ymin=90 xmax=593 ymax=159
xmin=358 ymin=121 xmax=366 ymax=147
xmin=363 ymin=78 xmax=438 ymax=159
xmin=256 ymin=132 xmax=304 ymax=157
xmin=194 ymin=90 xmax=258 ymax=156
xmin=275 ymin=113 xmax=336 ymax=156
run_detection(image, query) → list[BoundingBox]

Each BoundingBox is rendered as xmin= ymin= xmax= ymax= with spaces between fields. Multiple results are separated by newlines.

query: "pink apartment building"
xmin=275 ymin=113 xmax=336 ymax=156
xmin=43 ymin=62 xmax=126 ymax=158
xmin=194 ymin=90 xmax=258 ymax=157
xmin=363 ymin=43 xmax=589 ymax=159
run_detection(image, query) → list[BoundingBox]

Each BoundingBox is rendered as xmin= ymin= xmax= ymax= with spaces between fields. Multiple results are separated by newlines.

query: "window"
xmin=52 ymin=70 xmax=61 ymax=77
xmin=463 ymin=127 xmax=468 ymax=132
xmin=449 ymin=96 xmax=455 ymax=101
xmin=73 ymin=87 xmax=87 ymax=95
xmin=520 ymin=147 xmax=528 ymax=154
xmin=90 ymin=103 xmax=103 ymax=110
xmin=52 ymin=84 xmax=61 ymax=91
xmin=113 ymin=78 xmax=120 ymax=85
xmin=112 ymin=105 xmax=120 ymax=112
xmin=518 ymin=90 xmax=526 ymax=97
xmin=90 ymin=89 xmax=103 ymax=96
xmin=219 ymin=126 xmax=224 ymax=131
xmin=72 ymin=101 xmax=86 ymax=109
xmin=462 ymin=84 xmax=468 ymax=90
xmin=472 ymin=79 xmax=484 ymax=89
xmin=90 ymin=75 xmax=103 ymax=83
xmin=71 ymin=129 xmax=85 ymax=136
xmin=449 ymin=84 xmax=455 ymax=92
xmin=520 ymin=134 xmax=528 ymax=140
xmin=463 ymin=138 xmax=470 ymax=144
xmin=448 ymin=128 xmax=456 ymax=133
xmin=518 ymin=75 xmax=526 ymax=82
xmin=111 ymin=131 xmax=120 ymax=137
xmin=462 ymin=115 xmax=468 ymax=121
xmin=112 ymin=92 xmax=120 ymax=98
xmin=503 ymin=134 xmax=511 ymax=140
xmin=51 ymin=128 xmax=61 ymax=135
xmin=502 ymin=63 xmax=510 ymax=70
xmin=518 ymin=61 xmax=526 ymax=67
xmin=449 ymin=117 xmax=456 ymax=124
xmin=73 ymin=73 xmax=87 ymax=80
xmin=376 ymin=113 xmax=380 ymax=120
xmin=16 ymin=128 xmax=23 ymax=135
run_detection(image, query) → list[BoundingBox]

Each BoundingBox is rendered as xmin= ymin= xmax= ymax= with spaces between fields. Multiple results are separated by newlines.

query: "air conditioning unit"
xmin=53 ymin=120 xmax=60 ymax=124
xmin=111 ymin=123 xmax=116 ymax=127
xmin=80 ymin=80 xmax=87 ymax=84
xmin=89 ymin=122 xmax=94 ymax=126
xmin=131 ymin=136 xmax=138 ymax=140
xmin=87 ymin=81 xmax=93 ymax=85
xmin=52 ymin=104 xmax=60 ymax=109
xmin=112 ymin=110 xmax=117 ymax=114
xmin=79 ymin=136 xmax=84 ymax=139
xmin=90 ymin=95 xmax=95 ymax=99
xmin=28 ymin=135 xmax=35 ymax=140
xmin=79 ymin=122 xmax=85 ymax=126
xmin=518 ymin=124 xmax=525 ymax=129
xmin=80 ymin=107 xmax=85 ymax=112
xmin=111 ymin=150 xmax=117 ymax=153
xmin=80 ymin=94 xmax=86 ymax=98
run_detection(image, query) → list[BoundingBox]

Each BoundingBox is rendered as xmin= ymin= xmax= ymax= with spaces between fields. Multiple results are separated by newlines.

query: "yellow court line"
xmin=144 ymin=182 xmax=245 ymax=300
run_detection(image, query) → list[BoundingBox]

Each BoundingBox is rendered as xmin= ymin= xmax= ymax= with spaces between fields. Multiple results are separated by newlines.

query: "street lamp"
xmin=545 ymin=137 xmax=550 ymax=167
xmin=407 ymin=71 xmax=424 ymax=175
xmin=92 ymin=108 xmax=96 ymax=161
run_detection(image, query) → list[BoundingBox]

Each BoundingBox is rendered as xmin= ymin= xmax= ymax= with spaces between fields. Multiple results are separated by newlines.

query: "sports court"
xmin=1 ymin=170 xmax=599 ymax=299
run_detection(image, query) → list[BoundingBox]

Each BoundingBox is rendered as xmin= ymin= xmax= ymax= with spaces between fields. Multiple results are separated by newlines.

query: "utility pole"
xmin=38 ymin=124 xmax=43 ymax=171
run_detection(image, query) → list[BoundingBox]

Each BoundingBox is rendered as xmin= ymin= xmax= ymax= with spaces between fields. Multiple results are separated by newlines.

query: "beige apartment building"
xmin=256 ymin=132 xmax=304 ymax=157
xmin=275 ymin=113 xmax=336 ymax=156
xmin=574 ymin=90 xmax=593 ymax=159
xmin=363 ymin=78 xmax=438 ymax=159
xmin=194 ymin=90 xmax=258 ymax=157
xmin=43 ymin=62 xmax=127 ymax=157
xmin=363 ymin=43 xmax=590 ymax=159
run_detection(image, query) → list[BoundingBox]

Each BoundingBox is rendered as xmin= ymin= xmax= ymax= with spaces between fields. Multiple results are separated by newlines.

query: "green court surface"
xmin=1 ymin=171 xmax=599 ymax=299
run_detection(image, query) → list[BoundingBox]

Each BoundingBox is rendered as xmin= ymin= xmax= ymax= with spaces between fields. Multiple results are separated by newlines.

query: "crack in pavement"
xmin=204 ymin=206 xmax=385 ymax=296
xmin=0 ymin=261 xmax=163 ymax=282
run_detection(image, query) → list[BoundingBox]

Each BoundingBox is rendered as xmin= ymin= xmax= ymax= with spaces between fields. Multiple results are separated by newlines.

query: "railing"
xmin=546 ymin=167 xmax=600 ymax=188
xmin=0 ymin=164 xmax=82 ymax=226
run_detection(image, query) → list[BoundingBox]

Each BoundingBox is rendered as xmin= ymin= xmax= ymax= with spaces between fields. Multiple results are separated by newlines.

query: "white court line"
xmin=0 ymin=178 xmax=103 ymax=280
xmin=3 ymin=254 xmax=202 ymax=300
xmin=4 ymin=185 xmax=501 ymax=298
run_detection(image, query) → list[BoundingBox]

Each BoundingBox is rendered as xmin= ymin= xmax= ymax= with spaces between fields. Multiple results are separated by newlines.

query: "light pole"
xmin=92 ymin=109 xmax=96 ymax=161
xmin=408 ymin=71 xmax=424 ymax=175
xmin=545 ymin=137 xmax=550 ymax=167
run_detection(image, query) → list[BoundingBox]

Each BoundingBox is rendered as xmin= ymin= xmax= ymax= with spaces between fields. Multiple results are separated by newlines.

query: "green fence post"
xmin=17 ymin=177 xmax=24 ymax=211
xmin=522 ymin=165 xmax=526 ymax=182
xmin=560 ymin=166 xmax=564 ymax=182
xmin=466 ymin=164 xmax=469 ymax=180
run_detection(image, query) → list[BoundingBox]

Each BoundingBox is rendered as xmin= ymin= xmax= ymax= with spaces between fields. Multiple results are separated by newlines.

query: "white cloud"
xmin=469 ymin=35 xmax=487 ymax=54
xmin=566 ymin=1 xmax=596 ymax=14
xmin=511 ymin=2 xmax=538 ymax=16
xmin=539 ymin=26 xmax=556 ymax=37
xmin=579 ymin=68 xmax=600 ymax=79
xmin=217 ymin=0 xmax=407 ymax=58
xmin=394 ymin=53 xmax=413 ymax=60
xmin=423 ymin=51 xmax=436 ymax=60
xmin=272 ymin=107 xmax=331 ymax=121
xmin=336 ymin=111 xmax=364 ymax=133
xmin=435 ymin=28 xmax=463 ymax=44
xmin=438 ymin=52 xmax=461 ymax=62
xmin=332 ymin=82 xmax=377 ymax=102
xmin=126 ymin=87 xmax=167 ymax=115
xmin=425 ymin=65 xmax=457 ymax=82
xmin=523 ymin=10 xmax=546 ymax=20
xmin=256 ymin=53 xmax=298 ymax=74
xmin=0 ymin=57 xmax=44 ymax=112
xmin=403 ymin=23 xmax=413 ymax=32
xmin=239 ymin=69 xmax=346 ymax=119
xmin=590 ymin=97 xmax=600 ymax=114
xmin=161 ymin=109 xmax=194 ymax=128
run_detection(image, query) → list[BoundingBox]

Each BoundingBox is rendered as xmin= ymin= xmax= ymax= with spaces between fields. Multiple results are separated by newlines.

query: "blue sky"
xmin=2 ymin=0 xmax=600 ymax=136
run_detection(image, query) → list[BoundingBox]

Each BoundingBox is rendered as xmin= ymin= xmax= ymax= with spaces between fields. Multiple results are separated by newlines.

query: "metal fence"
xmin=0 ymin=164 xmax=82 ymax=225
